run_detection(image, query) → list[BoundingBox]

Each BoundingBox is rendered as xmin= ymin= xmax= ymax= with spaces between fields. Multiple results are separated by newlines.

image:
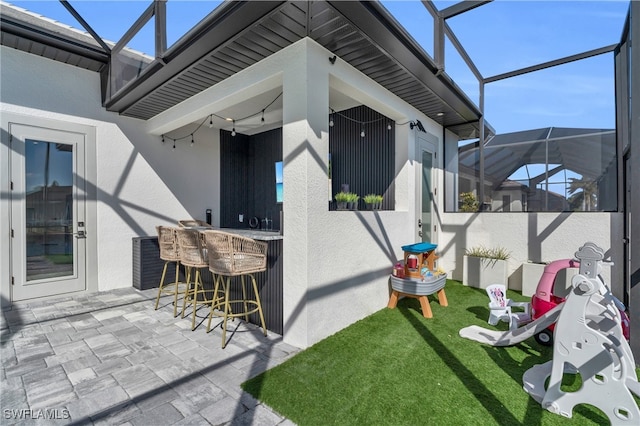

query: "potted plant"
xmin=346 ymin=192 xmax=360 ymax=210
xmin=363 ymin=194 xmax=383 ymax=210
xmin=462 ymin=245 xmax=510 ymax=289
xmin=335 ymin=191 xmax=350 ymax=210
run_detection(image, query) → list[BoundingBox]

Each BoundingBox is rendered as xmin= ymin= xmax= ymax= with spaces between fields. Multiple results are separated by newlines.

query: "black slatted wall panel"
xmin=220 ymin=132 xmax=251 ymax=228
xmin=220 ymin=128 xmax=283 ymax=230
xmin=251 ymin=129 xmax=283 ymax=230
xmin=329 ymin=105 xmax=395 ymax=210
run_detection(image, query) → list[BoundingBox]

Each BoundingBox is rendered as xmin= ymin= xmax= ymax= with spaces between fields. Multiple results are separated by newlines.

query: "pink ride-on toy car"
xmin=531 ymin=259 xmax=630 ymax=346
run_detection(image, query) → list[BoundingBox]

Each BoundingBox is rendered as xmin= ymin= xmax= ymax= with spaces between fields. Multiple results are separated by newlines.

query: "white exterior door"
xmin=10 ymin=123 xmax=87 ymax=301
xmin=417 ymin=133 xmax=438 ymax=245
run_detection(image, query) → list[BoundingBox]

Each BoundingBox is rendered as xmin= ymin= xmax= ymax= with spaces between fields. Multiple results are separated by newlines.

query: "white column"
xmin=281 ymin=40 xmax=330 ymax=348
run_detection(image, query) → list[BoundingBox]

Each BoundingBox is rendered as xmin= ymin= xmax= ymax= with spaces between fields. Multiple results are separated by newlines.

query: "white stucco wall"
xmin=279 ymin=42 xmax=418 ymax=348
xmin=438 ymin=211 xmax=624 ymax=298
xmin=1 ymin=46 xmax=220 ymax=297
xmin=281 ymin=40 xmax=445 ymax=347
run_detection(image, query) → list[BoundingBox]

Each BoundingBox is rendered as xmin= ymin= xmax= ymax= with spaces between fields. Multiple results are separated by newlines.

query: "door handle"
xmin=418 ymin=231 xmax=422 ymax=238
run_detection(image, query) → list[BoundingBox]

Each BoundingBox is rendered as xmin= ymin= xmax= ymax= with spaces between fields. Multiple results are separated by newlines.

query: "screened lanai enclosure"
xmin=458 ymin=127 xmax=617 ymax=212
xmin=383 ymin=1 xmax=628 ymax=217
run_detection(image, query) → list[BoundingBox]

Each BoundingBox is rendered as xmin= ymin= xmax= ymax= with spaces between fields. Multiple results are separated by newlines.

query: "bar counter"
xmin=218 ymin=228 xmax=283 ymax=241
xmin=133 ymin=227 xmax=284 ymax=335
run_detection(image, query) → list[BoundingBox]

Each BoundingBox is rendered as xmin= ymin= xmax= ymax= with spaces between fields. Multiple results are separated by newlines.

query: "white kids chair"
xmin=486 ymin=284 xmax=531 ymax=330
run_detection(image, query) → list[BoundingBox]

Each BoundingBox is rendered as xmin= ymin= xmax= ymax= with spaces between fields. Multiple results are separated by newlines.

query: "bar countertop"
xmin=219 ymin=228 xmax=283 ymax=241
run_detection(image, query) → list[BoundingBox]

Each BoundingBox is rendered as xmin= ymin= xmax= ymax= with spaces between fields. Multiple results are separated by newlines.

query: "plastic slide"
xmin=459 ymin=303 xmax=564 ymax=346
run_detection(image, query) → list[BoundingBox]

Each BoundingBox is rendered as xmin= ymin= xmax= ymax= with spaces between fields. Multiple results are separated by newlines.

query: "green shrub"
xmin=335 ymin=191 xmax=350 ymax=202
xmin=460 ymin=192 xmax=479 ymax=212
xmin=345 ymin=192 xmax=360 ymax=203
xmin=363 ymin=194 xmax=383 ymax=204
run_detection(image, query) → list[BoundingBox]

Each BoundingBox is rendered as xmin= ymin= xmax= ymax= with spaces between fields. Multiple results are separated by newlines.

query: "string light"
xmin=161 ymin=92 xmax=282 ymax=149
xmin=329 ymin=107 xmax=393 ymax=136
xmin=210 ymin=92 xmax=283 ymax=137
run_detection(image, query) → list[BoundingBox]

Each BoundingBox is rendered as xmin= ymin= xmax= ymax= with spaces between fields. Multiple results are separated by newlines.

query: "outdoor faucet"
xmin=262 ymin=214 xmax=273 ymax=231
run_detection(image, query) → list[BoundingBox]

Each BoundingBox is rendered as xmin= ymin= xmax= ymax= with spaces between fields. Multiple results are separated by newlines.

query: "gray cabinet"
xmin=132 ymin=236 xmax=180 ymax=290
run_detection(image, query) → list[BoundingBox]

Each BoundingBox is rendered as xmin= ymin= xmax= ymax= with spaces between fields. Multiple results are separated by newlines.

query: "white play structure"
xmin=460 ymin=243 xmax=639 ymax=424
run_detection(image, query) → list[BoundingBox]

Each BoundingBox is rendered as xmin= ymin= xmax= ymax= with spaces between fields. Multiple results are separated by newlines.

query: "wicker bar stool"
xmin=155 ymin=226 xmax=187 ymax=317
xmin=204 ymin=230 xmax=268 ymax=348
xmin=176 ymin=228 xmax=223 ymax=331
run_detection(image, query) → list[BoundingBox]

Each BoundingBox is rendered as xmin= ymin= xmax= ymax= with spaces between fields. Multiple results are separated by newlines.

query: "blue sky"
xmin=5 ymin=0 xmax=630 ymax=135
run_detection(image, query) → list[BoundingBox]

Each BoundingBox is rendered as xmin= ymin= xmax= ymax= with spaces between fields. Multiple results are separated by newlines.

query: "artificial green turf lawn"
xmin=243 ymin=280 xmax=637 ymax=425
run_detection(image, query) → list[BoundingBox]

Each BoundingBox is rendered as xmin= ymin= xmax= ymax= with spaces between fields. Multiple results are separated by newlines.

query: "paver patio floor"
xmin=1 ymin=287 xmax=300 ymax=425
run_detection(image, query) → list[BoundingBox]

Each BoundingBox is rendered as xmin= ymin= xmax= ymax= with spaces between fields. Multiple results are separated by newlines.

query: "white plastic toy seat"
xmin=486 ymin=284 xmax=531 ymax=330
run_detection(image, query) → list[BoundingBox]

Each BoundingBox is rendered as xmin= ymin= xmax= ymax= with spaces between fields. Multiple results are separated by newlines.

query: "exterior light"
xmin=361 ymin=129 xmax=365 ymax=138
xmin=231 ymin=120 xmax=236 ymax=137
xmin=410 ymin=120 xmax=426 ymax=132
xmin=209 ymin=115 xmax=213 ymax=128
xmin=191 ymin=134 xmax=194 ymax=147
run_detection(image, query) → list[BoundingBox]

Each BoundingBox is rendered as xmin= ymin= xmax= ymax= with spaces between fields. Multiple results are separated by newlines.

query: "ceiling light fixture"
xmin=231 ymin=120 xmax=236 ymax=137
xmin=209 ymin=115 xmax=213 ymax=128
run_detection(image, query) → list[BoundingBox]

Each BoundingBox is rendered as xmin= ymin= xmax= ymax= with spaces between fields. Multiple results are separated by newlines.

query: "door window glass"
xmin=25 ymin=140 xmax=74 ymax=281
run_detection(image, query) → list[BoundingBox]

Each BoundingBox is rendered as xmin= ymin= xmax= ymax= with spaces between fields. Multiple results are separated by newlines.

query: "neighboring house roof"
xmin=459 ymin=127 xmax=616 ymax=186
xmin=0 ymin=0 xmax=484 ymax=138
